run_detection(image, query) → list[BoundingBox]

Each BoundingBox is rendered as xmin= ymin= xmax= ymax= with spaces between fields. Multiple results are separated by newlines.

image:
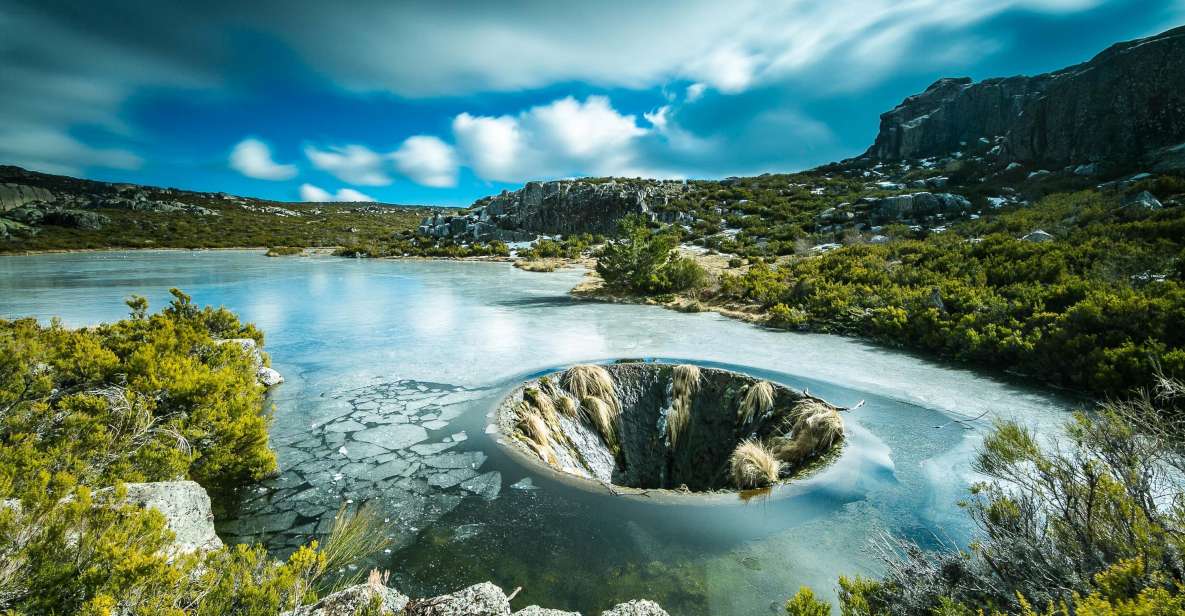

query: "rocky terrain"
xmin=419 ymin=179 xmax=694 ymax=242
xmin=867 ymin=25 xmax=1185 ymax=169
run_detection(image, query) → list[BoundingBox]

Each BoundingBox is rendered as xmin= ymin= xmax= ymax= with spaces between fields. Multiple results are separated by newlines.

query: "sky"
xmin=1 ymin=1 xmax=1182 ymax=206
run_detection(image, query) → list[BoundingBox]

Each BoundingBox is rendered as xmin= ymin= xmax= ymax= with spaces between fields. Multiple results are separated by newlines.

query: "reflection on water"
xmin=0 ymin=250 xmax=1077 ymax=614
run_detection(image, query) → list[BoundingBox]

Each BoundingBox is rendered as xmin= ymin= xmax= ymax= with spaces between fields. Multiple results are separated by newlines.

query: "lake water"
xmin=0 ymin=250 xmax=1076 ymax=615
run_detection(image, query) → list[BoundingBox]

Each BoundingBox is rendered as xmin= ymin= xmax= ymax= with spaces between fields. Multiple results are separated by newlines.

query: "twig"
xmin=507 ymin=587 xmax=522 ymax=601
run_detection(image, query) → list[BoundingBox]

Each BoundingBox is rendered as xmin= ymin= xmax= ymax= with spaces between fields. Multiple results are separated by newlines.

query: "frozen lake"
xmin=0 ymin=250 xmax=1076 ymax=614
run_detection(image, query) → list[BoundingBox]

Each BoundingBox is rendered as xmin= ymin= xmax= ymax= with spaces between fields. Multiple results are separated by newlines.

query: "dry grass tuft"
xmin=515 ymin=401 xmax=557 ymax=465
xmin=730 ymin=439 xmax=783 ymax=488
xmin=667 ymin=364 xmax=702 ymax=448
xmin=581 ymin=395 xmax=620 ymax=451
xmin=770 ymin=399 xmax=844 ymax=466
xmin=738 ymin=380 xmax=775 ymax=424
xmin=554 ymin=394 xmax=579 ymax=420
xmin=562 ymin=365 xmax=619 ymax=414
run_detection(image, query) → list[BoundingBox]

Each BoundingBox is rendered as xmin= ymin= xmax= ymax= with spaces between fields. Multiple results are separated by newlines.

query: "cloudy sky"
xmin=1 ymin=1 xmax=1182 ymax=205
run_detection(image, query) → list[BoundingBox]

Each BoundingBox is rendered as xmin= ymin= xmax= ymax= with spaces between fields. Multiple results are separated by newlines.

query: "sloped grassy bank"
xmin=496 ymin=362 xmax=845 ymax=495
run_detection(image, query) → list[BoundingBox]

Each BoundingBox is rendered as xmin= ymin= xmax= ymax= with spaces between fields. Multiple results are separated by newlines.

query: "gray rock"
xmin=514 ymin=607 xmax=580 ymax=616
xmin=1021 ymin=229 xmax=1054 ymax=242
xmin=406 ymin=582 xmax=511 ymax=616
xmin=866 ymin=25 xmax=1185 ymax=167
xmin=120 ymin=481 xmax=223 ymax=555
xmin=1124 ymin=190 xmax=1163 ymax=210
xmin=258 ymin=366 xmax=285 ymax=387
xmin=0 ymin=183 xmax=54 ymax=211
xmin=283 ymin=583 xmax=409 ymax=616
xmin=601 ymin=600 xmax=669 ymax=616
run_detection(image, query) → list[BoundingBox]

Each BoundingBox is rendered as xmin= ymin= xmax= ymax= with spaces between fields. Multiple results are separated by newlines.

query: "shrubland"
xmin=0 ymin=290 xmax=384 ymax=615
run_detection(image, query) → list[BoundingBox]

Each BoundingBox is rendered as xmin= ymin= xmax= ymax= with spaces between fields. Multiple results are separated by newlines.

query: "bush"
xmin=596 ymin=214 xmax=707 ymax=294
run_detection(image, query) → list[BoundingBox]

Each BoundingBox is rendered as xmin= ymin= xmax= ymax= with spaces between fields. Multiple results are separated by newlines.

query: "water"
xmin=0 ymin=250 xmax=1077 ymax=615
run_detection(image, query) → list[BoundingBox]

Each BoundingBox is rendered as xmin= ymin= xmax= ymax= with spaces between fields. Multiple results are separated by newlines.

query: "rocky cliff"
xmin=867 ymin=25 xmax=1185 ymax=168
xmin=420 ymin=179 xmax=694 ymax=241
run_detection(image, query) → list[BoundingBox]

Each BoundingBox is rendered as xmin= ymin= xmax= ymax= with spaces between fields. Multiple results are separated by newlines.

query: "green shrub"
xmin=596 ymin=214 xmax=707 ymax=294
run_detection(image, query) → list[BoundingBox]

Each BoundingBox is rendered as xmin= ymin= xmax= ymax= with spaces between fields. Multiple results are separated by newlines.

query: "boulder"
xmin=283 ymin=583 xmax=409 ymax=616
xmin=1021 ymin=230 xmax=1054 ymax=242
xmin=513 ymin=607 xmax=580 ymax=616
xmin=601 ymin=600 xmax=669 ymax=616
xmin=405 ymin=582 xmax=511 ymax=616
xmin=0 ymin=183 xmax=54 ymax=212
xmin=120 ymin=481 xmax=223 ymax=555
xmin=1124 ymin=190 xmax=1163 ymax=210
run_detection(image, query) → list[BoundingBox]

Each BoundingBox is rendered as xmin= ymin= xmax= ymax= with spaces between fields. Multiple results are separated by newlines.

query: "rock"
xmin=406 ymin=582 xmax=511 ymax=616
xmin=426 ymin=179 xmax=692 ymax=242
xmin=283 ymin=583 xmax=409 ymax=616
xmin=120 ymin=481 xmax=223 ymax=555
xmin=0 ymin=183 xmax=54 ymax=211
xmin=866 ymin=25 xmax=1185 ymax=167
xmin=258 ymin=366 xmax=285 ymax=387
xmin=0 ymin=217 xmax=32 ymax=238
xmin=42 ymin=209 xmax=108 ymax=230
xmin=1021 ymin=230 xmax=1054 ymax=242
xmin=514 ymin=607 xmax=579 ymax=616
xmin=601 ymin=600 xmax=669 ymax=616
xmin=1124 ymin=190 xmax=1163 ymax=210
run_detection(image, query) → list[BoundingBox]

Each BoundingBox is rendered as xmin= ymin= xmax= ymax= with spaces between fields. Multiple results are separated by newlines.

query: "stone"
xmin=1124 ymin=190 xmax=1163 ymax=210
xmin=120 ymin=481 xmax=223 ymax=555
xmin=258 ymin=366 xmax=284 ymax=387
xmin=283 ymin=582 xmax=409 ymax=616
xmin=601 ymin=600 xmax=669 ymax=616
xmin=514 ymin=607 xmax=580 ymax=616
xmin=406 ymin=582 xmax=511 ymax=616
xmin=0 ymin=182 xmax=54 ymax=211
xmin=1021 ymin=230 xmax=1054 ymax=242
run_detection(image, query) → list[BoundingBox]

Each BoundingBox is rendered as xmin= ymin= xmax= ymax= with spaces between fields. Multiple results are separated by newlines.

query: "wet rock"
xmin=406 ymin=582 xmax=511 ymax=616
xmin=601 ymin=600 xmax=669 ymax=616
xmin=283 ymin=583 xmax=409 ymax=616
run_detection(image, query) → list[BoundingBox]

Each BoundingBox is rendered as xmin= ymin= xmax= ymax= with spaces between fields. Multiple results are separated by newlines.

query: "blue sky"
xmin=1 ymin=1 xmax=1182 ymax=206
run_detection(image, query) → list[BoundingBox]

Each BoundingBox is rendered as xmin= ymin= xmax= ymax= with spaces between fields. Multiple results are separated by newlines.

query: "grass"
xmin=667 ymin=365 xmax=702 ymax=448
xmin=738 ymin=380 xmax=775 ymax=424
xmin=730 ymin=439 xmax=783 ymax=488
xmin=770 ymin=399 xmax=844 ymax=466
xmin=513 ymin=259 xmax=558 ymax=272
xmin=562 ymin=365 xmax=619 ymax=414
xmin=317 ymin=503 xmax=392 ymax=593
xmin=580 ymin=395 xmax=620 ymax=453
xmin=515 ymin=401 xmax=557 ymax=466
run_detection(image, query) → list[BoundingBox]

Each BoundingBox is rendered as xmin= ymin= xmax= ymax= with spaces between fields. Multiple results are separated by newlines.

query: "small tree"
xmin=596 ymin=214 xmax=706 ymax=294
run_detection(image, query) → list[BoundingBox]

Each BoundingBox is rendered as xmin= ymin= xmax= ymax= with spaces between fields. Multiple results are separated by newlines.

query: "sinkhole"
xmin=494 ymin=361 xmax=846 ymax=494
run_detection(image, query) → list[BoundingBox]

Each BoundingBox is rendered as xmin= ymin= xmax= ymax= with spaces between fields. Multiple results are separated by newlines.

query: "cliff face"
xmin=867 ymin=25 xmax=1185 ymax=166
xmin=420 ymin=179 xmax=693 ymax=241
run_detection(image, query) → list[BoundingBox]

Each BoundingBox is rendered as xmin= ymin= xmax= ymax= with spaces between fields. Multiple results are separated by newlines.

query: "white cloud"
xmin=391 ymin=135 xmax=458 ymax=187
xmin=335 ymin=187 xmax=375 ymax=202
xmin=453 ymin=95 xmax=650 ymax=183
xmin=304 ymin=144 xmax=392 ymax=186
xmin=229 ymin=138 xmax=297 ymax=180
xmin=685 ymin=83 xmax=707 ymax=102
xmin=685 ymin=46 xmax=760 ymax=94
xmin=452 ymin=113 xmax=523 ymax=182
xmin=0 ymin=127 xmax=142 ymax=176
xmin=299 ymin=183 xmax=374 ymax=202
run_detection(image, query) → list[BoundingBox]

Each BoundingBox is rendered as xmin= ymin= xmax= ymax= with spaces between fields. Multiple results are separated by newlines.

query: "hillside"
xmin=0 ymin=165 xmax=435 ymax=253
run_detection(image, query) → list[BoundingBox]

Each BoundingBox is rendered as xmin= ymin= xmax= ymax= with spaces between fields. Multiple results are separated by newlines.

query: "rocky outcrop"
xmin=296 ymin=581 xmax=667 ymax=616
xmin=815 ymin=192 xmax=972 ymax=230
xmin=118 ymin=481 xmax=224 ymax=555
xmin=867 ymin=25 xmax=1185 ymax=167
xmin=284 ymin=582 xmax=410 ymax=616
xmin=420 ymin=179 xmax=694 ymax=242
xmin=0 ymin=183 xmax=55 ymax=212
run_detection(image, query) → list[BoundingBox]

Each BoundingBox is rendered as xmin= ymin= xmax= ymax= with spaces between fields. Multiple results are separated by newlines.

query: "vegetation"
xmin=596 ymin=214 xmax=707 ymax=294
xmin=787 ymin=376 xmax=1185 ymax=615
xmin=517 ymin=233 xmax=602 ymax=261
xmin=729 ymin=439 xmax=782 ymax=488
xmin=265 ymin=246 xmax=304 ymax=257
xmin=334 ymin=235 xmax=509 ymax=258
xmin=674 ymin=187 xmax=1185 ymax=397
xmin=0 ymin=292 xmax=386 ymax=614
